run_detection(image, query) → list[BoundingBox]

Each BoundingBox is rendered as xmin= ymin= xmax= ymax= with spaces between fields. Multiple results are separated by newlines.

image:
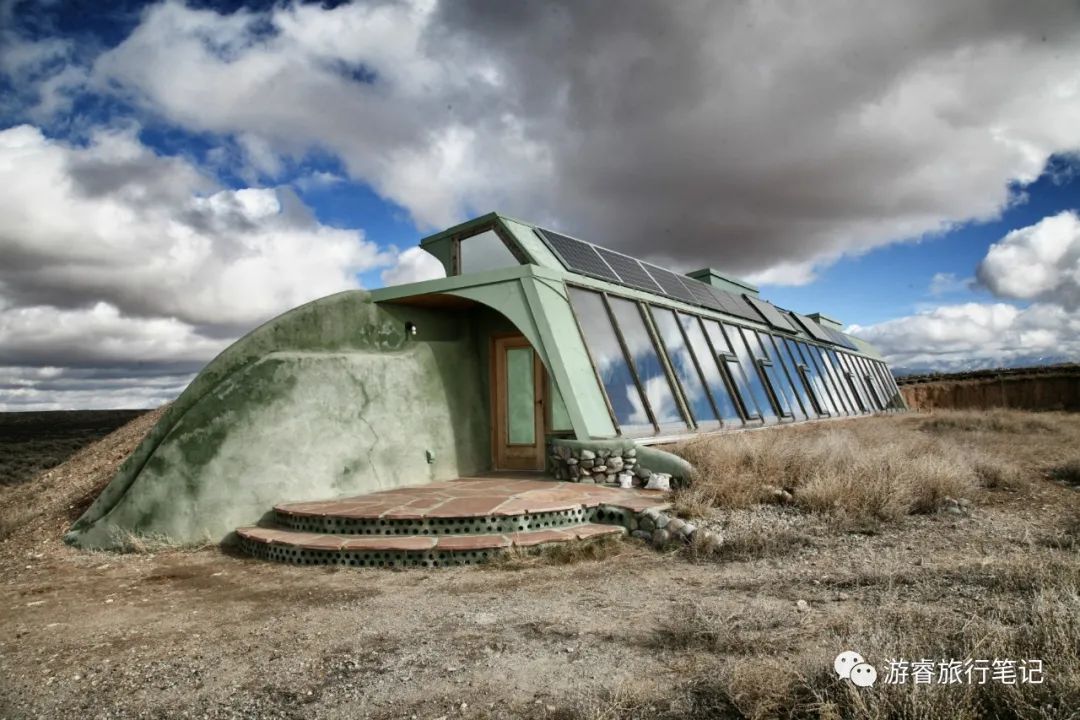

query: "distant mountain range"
xmin=892 ymin=355 xmax=1077 ymax=378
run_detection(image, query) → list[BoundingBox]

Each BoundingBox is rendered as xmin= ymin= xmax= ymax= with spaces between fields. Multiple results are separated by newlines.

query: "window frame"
xmin=563 ymin=280 xmax=897 ymax=436
xmin=451 ymin=223 xmax=529 ymax=275
xmin=648 ymin=305 xmax=723 ymax=430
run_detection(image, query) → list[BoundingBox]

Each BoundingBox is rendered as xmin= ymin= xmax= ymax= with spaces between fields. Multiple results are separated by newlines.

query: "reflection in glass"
xmin=723 ymin=324 xmax=778 ymax=422
xmin=755 ymin=332 xmax=805 ymax=420
xmin=799 ymin=343 xmax=840 ymax=415
xmin=789 ymin=340 xmax=834 ymax=416
xmin=651 ymin=307 xmax=718 ymax=426
xmin=837 ymin=352 xmax=869 ymax=412
xmin=703 ymin=319 xmax=760 ymax=420
xmin=679 ymin=314 xmax=742 ymax=423
xmin=567 ymin=288 xmax=653 ymax=435
xmin=818 ymin=347 xmax=855 ymax=414
xmin=459 ymin=229 xmax=519 ymax=273
xmin=608 ymin=297 xmax=687 ymax=429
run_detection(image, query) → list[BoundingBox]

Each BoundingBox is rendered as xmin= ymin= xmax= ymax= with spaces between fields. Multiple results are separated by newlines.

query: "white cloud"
xmin=380 ymin=246 xmax=446 ymax=287
xmin=0 ymin=124 xmax=390 ymax=330
xmin=83 ymin=0 xmax=1080 ymax=281
xmin=976 ymin=210 xmax=1080 ymax=309
xmin=0 ymin=123 xmax=425 ymax=408
xmin=0 ymin=302 xmax=227 ymax=367
xmin=0 ymin=364 xmax=194 ymax=411
xmin=852 ymin=212 xmax=1080 ymax=372
xmin=849 ymin=301 xmax=1080 ymax=371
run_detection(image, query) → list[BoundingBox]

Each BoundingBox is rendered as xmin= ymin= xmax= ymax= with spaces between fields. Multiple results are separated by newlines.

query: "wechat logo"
xmin=835 ymin=651 xmax=877 ymax=688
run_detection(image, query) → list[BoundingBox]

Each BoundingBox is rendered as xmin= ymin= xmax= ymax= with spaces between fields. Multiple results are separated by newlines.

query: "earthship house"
xmin=67 ymin=213 xmax=904 ymax=564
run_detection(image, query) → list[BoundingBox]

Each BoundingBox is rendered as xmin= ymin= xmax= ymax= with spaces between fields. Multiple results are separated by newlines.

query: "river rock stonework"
xmin=549 ymin=443 xmax=653 ymax=487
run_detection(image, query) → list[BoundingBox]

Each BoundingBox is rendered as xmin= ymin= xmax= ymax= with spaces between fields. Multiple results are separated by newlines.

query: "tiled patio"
xmin=235 ymin=475 xmax=671 ymax=567
xmin=273 ymin=475 xmax=670 ymax=520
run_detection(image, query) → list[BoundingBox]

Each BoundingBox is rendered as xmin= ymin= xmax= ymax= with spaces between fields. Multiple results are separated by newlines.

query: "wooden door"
xmin=492 ymin=336 xmax=545 ymax=471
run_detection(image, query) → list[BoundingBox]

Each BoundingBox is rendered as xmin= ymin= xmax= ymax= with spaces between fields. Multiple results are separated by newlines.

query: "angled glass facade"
xmin=567 ymin=285 xmax=900 ymax=438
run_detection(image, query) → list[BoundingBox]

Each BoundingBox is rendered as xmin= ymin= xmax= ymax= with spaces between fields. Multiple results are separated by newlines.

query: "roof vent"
xmin=686 ymin=268 xmax=759 ymax=297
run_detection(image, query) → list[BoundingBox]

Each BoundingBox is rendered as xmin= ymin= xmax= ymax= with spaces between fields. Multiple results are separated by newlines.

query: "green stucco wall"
xmin=66 ymin=291 xmax=490 ymax=550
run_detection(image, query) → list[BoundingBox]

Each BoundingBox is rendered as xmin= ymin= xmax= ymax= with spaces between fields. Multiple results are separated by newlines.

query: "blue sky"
xmin=764 ymin=156 xmax=1080 ymax=327
xmin=1 ymin=0 xmax=1079 ymax=408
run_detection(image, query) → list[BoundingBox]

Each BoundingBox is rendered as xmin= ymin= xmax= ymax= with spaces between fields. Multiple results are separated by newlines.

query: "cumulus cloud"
xmin=849 ymin=301 xmax=1080 ymax=372
xmin=0 ymin=125 xmax=390 ymax=331
xmin=0 ymin=365 xmax=196 ymax=411
xmin=380 ymin=246 xmax=446 ymax=286
xmin=976 ymin=210 xmax=1080 ymax=310
xmin=86 ymin=0 xmax=1080 ymax=281
xmin=852 ymin=213 xmax=1080 ymax=372
xmin=0 ymin=124 xmax=403 ymax=408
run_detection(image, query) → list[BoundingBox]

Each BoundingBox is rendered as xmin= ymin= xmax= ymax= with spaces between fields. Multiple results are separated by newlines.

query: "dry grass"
xmin=673 ymin=419 xmax=977 ymax=525
xmin=487 ymin=535 xmax=628 ymax=570
xmin=917 ymin=408 xmax=1059 ymax=434
xmin=670 ymin=410 xmax=1080 ymax=529
xmin=565 ymin=557 xmax=1080 ymax=720
xmin=1049 ymin=458 xmax=1080 ymax=487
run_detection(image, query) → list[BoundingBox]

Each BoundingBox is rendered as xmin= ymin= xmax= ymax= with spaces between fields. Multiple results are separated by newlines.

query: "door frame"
xmin=490 ymin=334 xmax=546 ymax=471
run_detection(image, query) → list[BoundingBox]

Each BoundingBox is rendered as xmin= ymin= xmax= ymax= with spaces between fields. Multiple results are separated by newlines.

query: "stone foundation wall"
xmin=550 ymin=443 xmax=649 ymax=486
xmin=547 ymin=438 xmax=693 ymax=488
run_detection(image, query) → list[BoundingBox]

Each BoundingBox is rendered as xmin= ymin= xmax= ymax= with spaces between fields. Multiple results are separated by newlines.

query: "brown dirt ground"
xmin=0 ymin=410 xmax=1077 ymax=719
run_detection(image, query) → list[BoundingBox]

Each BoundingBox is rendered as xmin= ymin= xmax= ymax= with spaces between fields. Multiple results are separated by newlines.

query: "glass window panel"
xmin=608 ymin=297 xmax=688 ymax=430
xmin=702 ymin=319 xmax=760 ymax=420
xmin=853 ymin=356 xmax=881 ymax=411
xmin=548 ymin=374 xmax=573 ymax=431
xmin=506 ymin=346 xmax=535 ymax=444
xmin=857 ymin=356 xmax=887 ymax=410
xmin=793 ymin=341 xmax=837 ymax=416
xmin=838 ymin=352 xmax=869 ymax=412
xmin=724 ymin=323 xmax=778 ymax=422
xmin=679 ymin=313 xmax=743 ymax=424
xmin=567 ymin=288 xmax=653 ymax=435
xmin=824 ymin=349 xmax=858 ymax=413
xmin=459 ymin=229 xmax=519 ymax=274
xmin=819 ymin=347 xmax=855 ymax=414
xmin=750 ymin=331 xmax=802 ymax=419
xmin=763 ymin=333 xmax=810 ymax=420
xmin=651 ymin=307 xmax=719 ymax=426
xmin=782 ymin=339 xmax=824 ymax=416
xmin=872 ymin=361 xmax=902 ymax=409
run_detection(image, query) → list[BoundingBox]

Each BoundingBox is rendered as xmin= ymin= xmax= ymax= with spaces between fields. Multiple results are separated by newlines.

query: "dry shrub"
xmin=973 ymin=459 xmax=1027 ymax=490
xmin=1043 ymin=508 xmax=1080 ymax=550
xmin=919 ymin=408 xmax=1059 ymax=435
xmin=653 ymin=600 xmax=806 ymax=656
xmin=671 ymin=419 xmax=978 ymax=525
xmin=489 ymin=535 xmax=626 ymax=570
xmin=1049 ymin=458 xmax=1080 ymax=487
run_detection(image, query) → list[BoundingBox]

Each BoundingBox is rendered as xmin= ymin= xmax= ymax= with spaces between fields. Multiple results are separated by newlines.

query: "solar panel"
xmin=746 ymin=296 xmax=797 ymax=332
xmin=823 ymin=326 xmax=858 ymax=350
xmin=684 ymin=277 xmax=724 ymax=309
xmin=595 ymin=247 xmax=664 ymax=294
xmin=533 ymin=225 xmax=833 ymax=336
xmin=536 ymin=228 xmax=619 ymax=282
xmin=715 ymin=290 xmax=761 ymax=322
xmin=791 ymin=312 xmax=834 ymax=343
xmin=641 ymin=263 xmax=699 ymax=304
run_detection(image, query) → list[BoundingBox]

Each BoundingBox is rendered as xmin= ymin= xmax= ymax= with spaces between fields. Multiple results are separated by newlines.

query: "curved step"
xmin=235 ymin=523 xmax=625 ymax=568
xmin=271 ymin=478 xmax=667 ymax=536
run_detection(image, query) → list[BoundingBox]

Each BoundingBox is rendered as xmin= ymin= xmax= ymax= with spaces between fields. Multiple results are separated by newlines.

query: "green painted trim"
xmin=686 ymin=267 xmax=759 ymax=295
xmin=520 ymin=276 xmax=616 ymax=440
